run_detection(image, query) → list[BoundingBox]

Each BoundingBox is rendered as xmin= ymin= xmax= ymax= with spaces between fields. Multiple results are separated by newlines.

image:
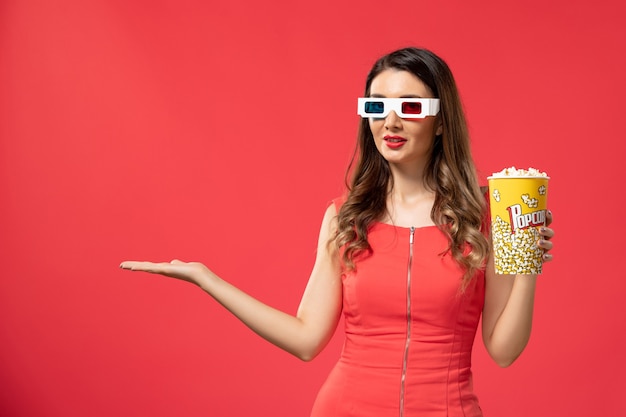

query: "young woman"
xmin=121 ymin=47 xmax=554 ymax=417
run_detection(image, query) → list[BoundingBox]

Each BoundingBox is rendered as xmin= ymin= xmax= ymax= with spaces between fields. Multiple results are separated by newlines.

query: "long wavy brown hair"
xmin=333 ymin=47 xmax=489 ymax=287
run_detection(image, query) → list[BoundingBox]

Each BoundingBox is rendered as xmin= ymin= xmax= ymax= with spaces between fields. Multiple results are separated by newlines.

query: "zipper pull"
xmin=410 ymin=226 xmax=415 ymax=244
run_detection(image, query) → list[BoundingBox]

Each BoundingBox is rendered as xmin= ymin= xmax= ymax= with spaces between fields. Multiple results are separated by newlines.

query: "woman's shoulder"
xmin=331 ymin=194 xmax=346 ymax=207
xmin=328 ymin=194 xmax=348 ymax=214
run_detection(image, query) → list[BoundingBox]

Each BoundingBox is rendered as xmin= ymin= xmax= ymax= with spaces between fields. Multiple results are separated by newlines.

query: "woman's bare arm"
xmin=120 ymin=204 xmax=343 ymax=361
xmin=481 ymin=213 xmax=554 ymax=367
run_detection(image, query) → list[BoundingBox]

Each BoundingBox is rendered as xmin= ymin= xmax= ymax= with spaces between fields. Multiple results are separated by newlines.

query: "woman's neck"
xmin=384 ymin=164 xmax=436 ymax=228
xmin=387 ymin=163 xmax=433 ymax=201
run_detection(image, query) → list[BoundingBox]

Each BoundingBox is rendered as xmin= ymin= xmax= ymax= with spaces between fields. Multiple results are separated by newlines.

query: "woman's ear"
xmin=435 ymin=118 xmax=443 ymax=136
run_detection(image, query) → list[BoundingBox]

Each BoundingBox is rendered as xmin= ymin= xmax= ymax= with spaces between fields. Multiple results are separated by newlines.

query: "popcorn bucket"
xmin=488 ymin=169 xmax=549 ymax=274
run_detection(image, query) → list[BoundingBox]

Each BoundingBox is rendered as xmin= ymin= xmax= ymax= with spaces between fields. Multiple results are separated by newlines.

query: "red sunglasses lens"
xmin=401 ymin=101 xmax=422 ymax=115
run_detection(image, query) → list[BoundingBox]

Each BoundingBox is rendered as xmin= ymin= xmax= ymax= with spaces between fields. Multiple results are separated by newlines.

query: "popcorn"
xmin=490 ymin=166 xmax=549 ymax=178
xmin=492 ymin=216 xmax=544 ymax=274
xmin=521 ymin=194 xmax=538 ymax=208
xmin=492 ymin=189 xmax=501 ymax=202
xmin=487 ymin=166 xmax=550 ymax=275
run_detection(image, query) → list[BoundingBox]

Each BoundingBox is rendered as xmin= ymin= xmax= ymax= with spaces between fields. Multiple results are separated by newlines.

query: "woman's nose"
xmin=384 ymin=110 xmax=402 ymax=129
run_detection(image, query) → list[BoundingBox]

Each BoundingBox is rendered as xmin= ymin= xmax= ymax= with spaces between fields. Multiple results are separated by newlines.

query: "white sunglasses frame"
xmin=357 ymin=97 xmax=441 ymax=119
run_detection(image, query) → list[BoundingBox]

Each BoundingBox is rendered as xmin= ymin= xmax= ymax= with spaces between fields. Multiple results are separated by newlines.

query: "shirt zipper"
xmin=399 ymin=226 xmax=415 ymax=417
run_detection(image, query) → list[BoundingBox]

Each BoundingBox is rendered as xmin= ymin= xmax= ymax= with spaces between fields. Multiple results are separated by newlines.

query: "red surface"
xmin=1 ymin=1 xmax=625 ymax=416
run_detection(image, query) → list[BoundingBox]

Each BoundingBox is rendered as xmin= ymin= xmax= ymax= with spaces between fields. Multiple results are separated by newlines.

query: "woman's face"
xmin=368 ymin=69 xmax=441 ymax=171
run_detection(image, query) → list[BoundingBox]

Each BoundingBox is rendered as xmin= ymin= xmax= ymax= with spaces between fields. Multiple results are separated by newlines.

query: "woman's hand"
xmin=120 ymin=260 xmax=213 ymax=289
xmin=537 ymin=210 xmax=555 ymax=262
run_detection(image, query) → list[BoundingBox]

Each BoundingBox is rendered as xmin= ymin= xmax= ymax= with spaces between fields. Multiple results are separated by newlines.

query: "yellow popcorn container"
xmin=487 ymin=170 xmax=549 ymax=274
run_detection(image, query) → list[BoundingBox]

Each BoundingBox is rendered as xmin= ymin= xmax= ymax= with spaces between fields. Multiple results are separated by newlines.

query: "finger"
xmin=538 ymin=226 xmax=555 ymax=240
xmin=120 ymin=261 xmax=148 ymax=271
xmin=537 ymin=238 xmax=553 ymax=251
xmin=545 ymin=210 xmax=553 ymax=226
xmin=119 ymin=261 xmax=171 ymax=273
xmin=120 ymin=261 xmax=141 ymax=270
xmin=542 ymin=253 xmax=553 ymax=262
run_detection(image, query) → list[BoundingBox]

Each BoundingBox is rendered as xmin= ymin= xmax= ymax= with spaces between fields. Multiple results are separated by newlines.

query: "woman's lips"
xmin=384 ymin=135 xmax=407 ymax=149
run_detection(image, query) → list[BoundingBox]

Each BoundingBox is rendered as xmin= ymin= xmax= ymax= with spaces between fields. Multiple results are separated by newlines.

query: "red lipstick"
xmin=383 ymin=135 xmax=407 ymax=149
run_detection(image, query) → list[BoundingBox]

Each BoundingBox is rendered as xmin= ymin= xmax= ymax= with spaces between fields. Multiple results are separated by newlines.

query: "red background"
xmin=1 ymin=1 xmax=625 ymax=416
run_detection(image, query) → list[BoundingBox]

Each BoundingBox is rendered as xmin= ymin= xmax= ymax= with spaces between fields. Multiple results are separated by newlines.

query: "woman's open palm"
xmin=120 ymin=260 xmax=211 ymax=288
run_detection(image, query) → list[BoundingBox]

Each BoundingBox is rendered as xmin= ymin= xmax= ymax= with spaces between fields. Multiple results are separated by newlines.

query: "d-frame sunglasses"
xmin=357 ymin=97 xmax=440 ymax=119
